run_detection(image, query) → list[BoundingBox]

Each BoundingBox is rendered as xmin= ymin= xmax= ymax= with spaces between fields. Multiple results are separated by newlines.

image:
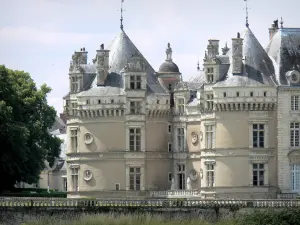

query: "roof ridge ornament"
xmin=166 ymin=42 xmax=173 ymax=61
xmin=120 ymin=0 xmax=125 ymax=30
xmin=244 ymin=0 xmax=250 ymax=28
xmin=280 ymin=17 xmax=284 ymax=28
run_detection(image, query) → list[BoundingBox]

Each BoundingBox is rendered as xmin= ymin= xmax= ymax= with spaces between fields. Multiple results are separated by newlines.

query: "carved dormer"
xmin=203 ymin=40 xmax=220 ymax=83
xmin=93 ymin=44 xmax=110 ymax=86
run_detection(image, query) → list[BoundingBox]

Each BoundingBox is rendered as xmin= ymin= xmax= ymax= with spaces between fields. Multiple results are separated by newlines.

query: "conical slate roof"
xmin=214 ymin=28 xmax=276 ymax=87
xmin=104 ymin=30 xmax=167 ymax=94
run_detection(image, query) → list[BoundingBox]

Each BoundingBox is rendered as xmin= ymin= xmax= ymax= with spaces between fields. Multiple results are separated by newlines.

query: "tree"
xmin=0 ymin=65 xmax=62 ymax=191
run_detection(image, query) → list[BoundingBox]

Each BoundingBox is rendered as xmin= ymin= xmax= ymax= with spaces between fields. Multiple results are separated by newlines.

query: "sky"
xmin=1 ymin=0 xmax=299 ymax=114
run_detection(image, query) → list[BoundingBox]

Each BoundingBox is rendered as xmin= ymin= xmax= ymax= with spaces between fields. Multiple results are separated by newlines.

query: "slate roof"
xmin=187 ymin=70 xmax=206 ymax=90
xmin=158 ymin=61 xmax=180 ymax=73
xmin=266 ymin=28 xmax=300 ymax=85
xmin=214 ymin=28 xmax=276 ymax=87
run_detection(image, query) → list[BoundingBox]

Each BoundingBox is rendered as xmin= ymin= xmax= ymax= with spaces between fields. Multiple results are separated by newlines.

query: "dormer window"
xmin=71 ymin=76 xmax=79 ymax=92
xmin=264 ymin=91 xmax=267 ymax=97
xmin=207 ymin=67 xmax=214 ymax=83
xmin=86 ymin=99 xmax=90 ymax=105
xmin=130 ymin=75 xmax=141 ymax=90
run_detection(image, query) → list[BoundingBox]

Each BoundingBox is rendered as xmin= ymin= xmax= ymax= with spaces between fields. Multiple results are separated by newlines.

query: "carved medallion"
xmin=286 ymin=70 xmax=300 ymax=84
xmin=84 ymin=133 xmax=93 ymax=145
xmin=189 ymin=169 xmax=198 ymax=181
xmin=83 ymin=170 xmax=92 ymax=181
xmin=191 ymin=132 xmax=198 ymax=144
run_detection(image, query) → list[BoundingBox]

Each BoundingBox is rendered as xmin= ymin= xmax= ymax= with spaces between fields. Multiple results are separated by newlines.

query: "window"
xmin=178 ymin=98 xmax=185 ymax=114
xmin=130 ymin=75 xmax=141 ymax=89
xmin=205 ymin=125 xmax=214 ymax=149
xmin=223 ymin=92 xmax=227 ymax=97
xmin=290 ymin=122 xmax=300 ymax=147
xmin=111 ymin=99 xmax=114 ymax=104
xmin=71 ymin=102 xmax=77 ymax=116
xmin=206 ymin=164 xmax=215 ymax=187
xmin=291 ymin=164 xmax=300 ymax=191
xmin=86 ymin=99 xmax=90 ymax=104
xmin=207 ymin=67 xmax=214 ymax=83
xmin=168 ymin=173 xmax=172 ymax=182
xmin=206 ymin=94 xmax=213 ymax=110
xmin=250 ymin=92 xmax=253 ymax=97
xmin=168 ymin=143 xmax=172 ymax=152
xmin=71 ymin=76 xmax=79 ymax=92
xmin=70 ymin=167 xmax=79 ymax=192
xmin=130 ymin=101 xmax=141 ymax=114
xmin=129 ymin=128 xmax=141 ymax=151
xmin=129 ymin=167 xmax=141 ymax=190
xmin=98 ymin=100 xmax=101 ymax=104
xmin=157 ymin=100 xmax=160 ymax=104
xmin=168 ymin=84 xmax=172 ymax=91
xmin=70 ymin=129 xmax=78 ymax=152
xmin=291 ymin=96 xmax=299 ymax=111
xmin=252 ymin=124 xmax=264 ymax=148
xmin=115 ymin=183 xmax=120 ymax=191
xmin=177 ymin=128 xmax=185 ymax=152
xmin=168 ymin=124 xmax=172 ymax=133
xmin=252 ymin=163 xmax=264 ymax=186
xmin=236 ymin=92 xmax=240 ymax=97
xmin=264 ymin=91 xmax=267 ymax=97
xmin=177 ymin=165 xmax=185 ymax=190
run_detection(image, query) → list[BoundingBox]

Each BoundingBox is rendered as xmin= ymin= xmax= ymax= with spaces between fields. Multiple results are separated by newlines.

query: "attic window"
xmin=236 ymin=92 xmax=240 ymax=97
xmin=223 ymin=92 xmax=227 ymax=97
xmin=250 ymin=92 xmax=253 ymax=97
xmin=98 ymin=100 xmax=101 ymax=104
xmin=157 ymin=100 xmax=160 ymax=104
xmin=111 ymin=99 xmax=114 ymax=104
xmin=264 ymin=91 xmax=267 ymax=97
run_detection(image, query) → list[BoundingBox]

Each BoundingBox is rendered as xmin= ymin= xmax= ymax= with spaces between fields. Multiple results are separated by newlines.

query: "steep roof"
xmin=266 ymin=28 xmax=300 ymax=85
xmin=214 ymin=28 xmax=276 ymax=87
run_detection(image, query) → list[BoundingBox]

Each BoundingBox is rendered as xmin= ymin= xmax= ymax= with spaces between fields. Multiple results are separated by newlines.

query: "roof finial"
xmin=166 ymin=43 xmax=172 ymax=61
xmin=120 ymin=0 xmax=125 ymax=30
xmin=197 ymin=60 xmax=200 ymax=71
xmin=244 ymin=0 xmax=249 ymax=28
xmin=280 ymin=17 xmax=284 ymax=28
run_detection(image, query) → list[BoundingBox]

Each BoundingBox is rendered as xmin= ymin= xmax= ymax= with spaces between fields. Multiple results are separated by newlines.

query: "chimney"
xmin=95 ymin=44 xmax=110 ymax=86
xmin=232 ymin=32 xmax=243 ymax=74
xmin=207 ymin=39 xmax=220 ymax=59
xmin=269 ymin=20 xmax=279 ymax=40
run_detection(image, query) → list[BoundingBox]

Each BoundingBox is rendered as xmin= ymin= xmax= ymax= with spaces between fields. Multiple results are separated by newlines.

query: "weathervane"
xmin=120 ymin=0 xmax=125 ymax=30
xmin=280 ymin=17 xmax=284 ymax=28
xmin=244 ymin=0 xmax=250 ymax=28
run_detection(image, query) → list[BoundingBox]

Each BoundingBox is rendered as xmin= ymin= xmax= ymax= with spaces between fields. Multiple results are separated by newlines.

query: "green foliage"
xmin=0 ymin=65 xmax=62 ymax=191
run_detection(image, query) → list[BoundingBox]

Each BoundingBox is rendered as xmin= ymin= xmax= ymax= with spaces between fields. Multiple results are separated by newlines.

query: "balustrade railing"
xmin=1 ymin=197 xmax=300 ymax=208
xmin=150 ymin=190 xmax=201 ymax=198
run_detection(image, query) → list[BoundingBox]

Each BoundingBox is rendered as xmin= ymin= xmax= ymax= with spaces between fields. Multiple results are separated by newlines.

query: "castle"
xmin=63 ymin=16 xmax=300 ymax=199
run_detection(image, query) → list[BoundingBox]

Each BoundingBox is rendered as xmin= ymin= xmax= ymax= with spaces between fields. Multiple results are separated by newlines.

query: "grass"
xmin=18 ymin=213 xmax=237 ymax=225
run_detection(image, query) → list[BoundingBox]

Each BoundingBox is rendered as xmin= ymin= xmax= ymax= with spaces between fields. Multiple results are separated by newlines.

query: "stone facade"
xmin=62 ymin=20 xmax=300 ymax=199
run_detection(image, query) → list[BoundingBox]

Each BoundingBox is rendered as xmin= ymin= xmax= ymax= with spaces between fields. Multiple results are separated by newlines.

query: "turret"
xmin=93 ymin=44 xmax=110 ymax=86
xmin=232 ymin=32 xmax=243 ymax=74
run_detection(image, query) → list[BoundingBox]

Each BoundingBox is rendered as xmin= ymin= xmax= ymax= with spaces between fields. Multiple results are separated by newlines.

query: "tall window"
xmin=71 ymin=167 xmax=79 ymax=191
xmin=206 ymin=164 xmax=215 ymax=187
xmin=129 ymin=128 xmax=141 ymax=151
xmin=205 ymin=125 xmax=214 ymax=149
xmin=130 ymin=75 xmax=141 ymax=89
xmin=71 ymin=76 xmax=79 ymax=92
xmin=168 ymin=143 xmax=172 ymax=152
xmin=252 ymin=124 xmax=264 ymax=148
xmin=178 ymin=99 xmax=185 ymax=114
xmin=252 ymin=163 xmax=264 ymax=186
xmin=291 ymin=164 xmax=300 ymax=191
xmin=63 ymin=178 xmax=67 ymax=192
xmin=71 ymin=102 xmax=78 ymax=116
xmin=177 ymin=128 xmax=185 ymax=152
xmin=207 ymin=67 xmax=214 ymax=83
xmin=206 ymin=94 xmax=214 ymax=110
xmin=291 ymin=96 xmax=299 ymax=111
xmin=129 ymin=167 xmax=141 ymax=190
xmin=177 ymin=165 xmax=185 ymax=190
xmin=70 ymin=129 xmax=78 ymax=152
xmin=130 ymin=101 xmax=141 ymax=114
xmin=290 ymin=122 xmax=300 ymax=147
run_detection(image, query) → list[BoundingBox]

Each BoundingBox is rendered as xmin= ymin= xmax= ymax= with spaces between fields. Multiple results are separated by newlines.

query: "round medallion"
xmin=84 ymin=133 xmax=93 ymax=145
xmin=83 ymin=170 xmax=92 ymax=181
xmin=292 ymin=73 xmax=298 ymax=82
xmin=189 ymin=169 xmax=198 ymax=181
xmin=191 ymin=132 xmax=198 ymax=144
xmin=286 ymin=70 xmax=300 ymax=84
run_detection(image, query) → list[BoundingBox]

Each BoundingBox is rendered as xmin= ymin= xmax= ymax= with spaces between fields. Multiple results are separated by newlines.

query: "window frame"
xmin=290 ymin=122 xmax=300 ymax=147
xmin=177 ymin=127 xmax=185 ymax=152
xmin=206 ymin=163 xmax=215 ymax=187
xmin=129 ymin=75 xmax=142 ymax=90
xmin=129 ymin=167 xmax=141 ymax=191
xmin=252 ymin=163 xmax=265 ymax=187
xmin=129 ymin=128 xmax=141 ymax=152
xmin=291 ymin=95 xmax=299 ymax=111
xmin=291 ymin=164 xmax=300 ymax=192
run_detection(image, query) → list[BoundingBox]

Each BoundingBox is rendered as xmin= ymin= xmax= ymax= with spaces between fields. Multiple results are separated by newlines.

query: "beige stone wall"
xmin=146 ymin=119 xmax=170 ymax=152
xmin=146 ymin=160 xmax=172 ymax=190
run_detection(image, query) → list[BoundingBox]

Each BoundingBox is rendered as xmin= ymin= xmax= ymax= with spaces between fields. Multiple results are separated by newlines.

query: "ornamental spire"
xmin=244 ymin=0 xmax=250 ymax=28
xmin=120 ymin=0 xmax=125 ymax=30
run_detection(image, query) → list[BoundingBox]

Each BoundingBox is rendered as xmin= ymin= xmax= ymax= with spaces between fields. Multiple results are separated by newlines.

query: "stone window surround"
xmin=69 ymin=126 xmax=79 ymax=153
xmin=168 ymin=142 xmax=172 ymax=152
xmin=69 ymin=75 xmax=82 ymax=93
xmin=203 ymin=121 xmax=216 ymax=149
xmin=248 ymin=120 xmax=269 ymax=149
xmin=176 ymin=97 xmax=185 ymax=114
xmin=69 ymin=164 xmax=80 ymax=192
xmin=128 ymin=100 xmax=143 ymax=114
xmin=125 ymin=123 xmax=145 ymax=152
xmin=248 ymin=156 xmax=269 ymax=187
xmin=291 ymin=95 xmax=300 ymax=111
xmin=173 ymin=125 xmax=186 ymax=152
xmin=290 ymin=121 xmax=300 ymax=148
xmin=125 ymin=162 xmax=145 ymax=191
xmin=204 ymin=160 xmax=216 ymax=187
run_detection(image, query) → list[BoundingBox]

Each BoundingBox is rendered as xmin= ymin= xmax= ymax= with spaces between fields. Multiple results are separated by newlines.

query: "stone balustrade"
xmin=1 ymin=197 xmax=300 ymax=208
xmin=150 ymin=190 xmax=201 ymax=198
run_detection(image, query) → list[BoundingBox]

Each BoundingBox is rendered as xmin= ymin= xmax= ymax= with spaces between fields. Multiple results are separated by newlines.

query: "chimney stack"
xmin=232 ymin=32 xmax=244 ymax=74
xmin=94 ymin=44 xmax=110 ymax=86
xmin=269 ymin=19 xmax=279 ymax=40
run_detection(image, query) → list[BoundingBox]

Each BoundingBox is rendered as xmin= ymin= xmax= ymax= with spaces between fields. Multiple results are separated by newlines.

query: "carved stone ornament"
xmin=83 ymin=170 xmax=93 ymax=181
xmin=199 ymin=131 xmax=203 ymax=141
xmin=84 ymin=133 xmax=93 ymax=145
xmin=189 ymin=169 xmax=198 ymax=181
xmin=191 ymin=132 xmax=198 ymax=144
xmin=286 ymin=70 xmax=300 ymax=84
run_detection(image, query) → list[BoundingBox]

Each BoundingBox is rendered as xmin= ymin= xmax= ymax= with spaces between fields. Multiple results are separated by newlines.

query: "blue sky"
xmin=0 ymin=0 xmax=299 ymax=114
